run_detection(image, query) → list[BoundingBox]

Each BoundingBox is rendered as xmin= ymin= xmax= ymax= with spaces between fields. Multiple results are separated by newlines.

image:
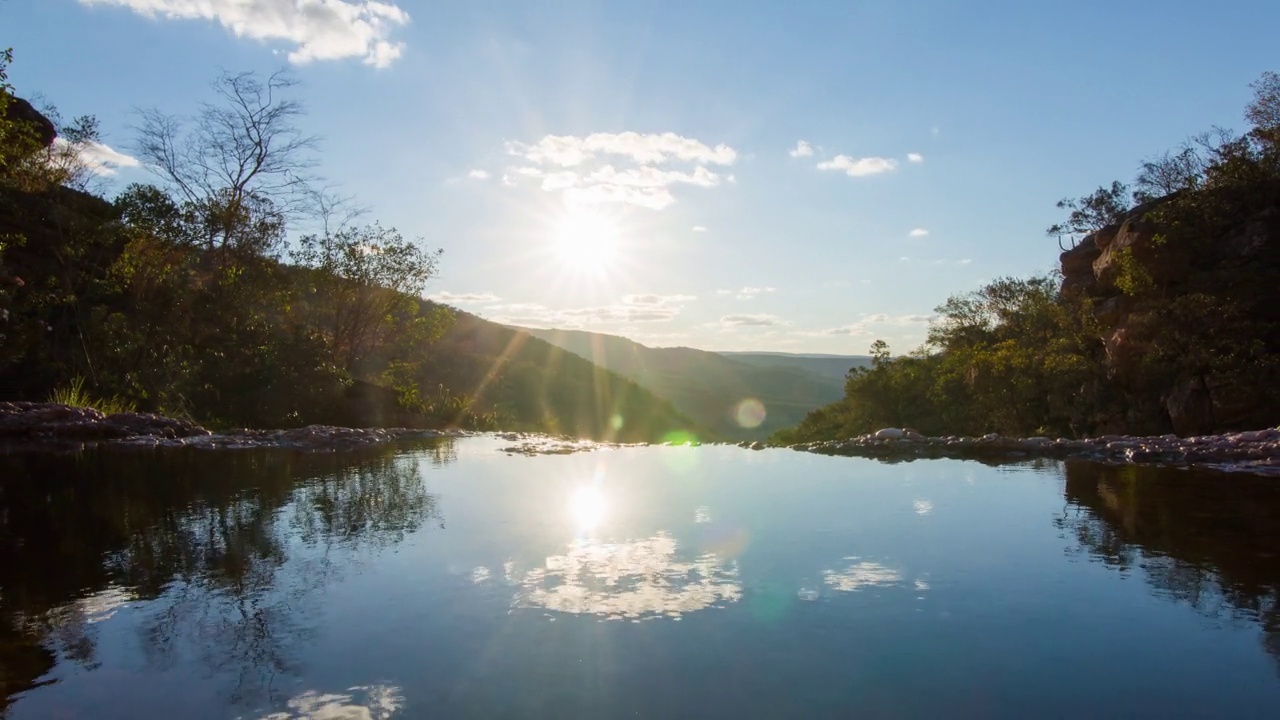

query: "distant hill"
xmin=415 ymin=311 xmax=699 ymax=442
xmin=718 ymin=352 xmax=872 ymax=383
xmin=515 ymin=327 xmax=847 ymax=440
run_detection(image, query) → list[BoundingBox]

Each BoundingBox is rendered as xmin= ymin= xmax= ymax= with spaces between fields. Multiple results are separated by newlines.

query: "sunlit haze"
xmin=8 ymin=0 xmax=1278 ymax=352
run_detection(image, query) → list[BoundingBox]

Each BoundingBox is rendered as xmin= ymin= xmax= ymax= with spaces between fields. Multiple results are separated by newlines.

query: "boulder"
xmin=2 ymin=95 xmax=57 ymax=148
xmin=1165 ymin=375 xmax=1271 ymax=436
xmin=1059 ymin=239 xmax=1101 ymax=296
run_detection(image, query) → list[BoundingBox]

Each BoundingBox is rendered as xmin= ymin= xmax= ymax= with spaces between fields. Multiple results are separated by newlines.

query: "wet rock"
xmin=788 ymin=426 xmax=1280 ymax=476
xmin=0 ymin=402 xmax=210 ymax=440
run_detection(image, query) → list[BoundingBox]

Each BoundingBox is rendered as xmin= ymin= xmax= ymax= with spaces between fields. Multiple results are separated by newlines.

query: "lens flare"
xmin=733 ymin=398 xmax=767 ymax=429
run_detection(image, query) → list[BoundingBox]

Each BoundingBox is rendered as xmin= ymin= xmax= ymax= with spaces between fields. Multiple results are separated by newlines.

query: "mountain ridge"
xmin=511 ymin=326 xmax=866 ymax=440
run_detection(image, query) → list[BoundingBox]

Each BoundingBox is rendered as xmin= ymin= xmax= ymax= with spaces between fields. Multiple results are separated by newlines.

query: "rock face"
xmin=1059 ymin=194 xmax=1279 ymax=435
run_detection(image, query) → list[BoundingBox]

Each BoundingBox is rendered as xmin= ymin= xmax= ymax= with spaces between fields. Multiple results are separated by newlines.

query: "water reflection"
xmin=823 ymin=559 xmax=904 ymax=592
xmin=0 ymin=441 xmax=451 ymax=712
xmin=258 ymin=684 xmax=403 ymax=720
xmin=1059 ymin=460 xmax=1280 ymax=673
xmin=506 ymin=534 xmax=742 ymax=620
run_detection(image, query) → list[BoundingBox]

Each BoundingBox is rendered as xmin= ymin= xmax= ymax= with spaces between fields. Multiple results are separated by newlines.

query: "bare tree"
xmin=1133 ymin=127 xmax=1236 ymax=201
xmin=134 ymin=71 xmax=319 ymax=258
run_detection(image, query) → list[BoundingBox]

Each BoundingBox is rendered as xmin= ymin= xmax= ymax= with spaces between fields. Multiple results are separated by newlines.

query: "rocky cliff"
xmin=1059 ymin=195 xmax=1280 ymax=435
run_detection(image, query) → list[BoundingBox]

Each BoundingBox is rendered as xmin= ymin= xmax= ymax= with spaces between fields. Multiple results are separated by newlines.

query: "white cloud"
xmin=502 ymin=132 xmax=735 ymax=210
xmin=816 ymin=155 xmax=898 ymax=177
xmin=427 ymin=291 xmax=500 ymax=304
xmin=717 ymin=286 xmax=775 ymax=300
xmin=691 ymin=226 xmax=708 ymax=233
xmin=822 ymin=324 xmax=869 ymax=336
xmin=54 ymin=137 xmax=141 ymax=176
xmin=863 ymin=313 xmax=935 ymax=325
xmin=789 ymin=140 xmax=814 ymax=158
xmin=467 ymin=169 xmax=490 ymax=180
xmin=957 ymin=258 xmax=972 ymax=265
xmin=907 ymin=152 xmax=924 ymax=163
xmin=487 ymin=294 xmax=695 ymax=328
xmin=81 ymin=0 xmax=410 ymax=68
xmin=506 ymin=132 xmax=736 ymax=168
xmin=908 ymin=228 xmax=929 ymax=238
xmin=721 ymin=314 xmax=785 ymax=327
xmin=622 ymin=294 xmax=696 ymax=305
xmin=588 ymin=164 xmax=720 ymax=189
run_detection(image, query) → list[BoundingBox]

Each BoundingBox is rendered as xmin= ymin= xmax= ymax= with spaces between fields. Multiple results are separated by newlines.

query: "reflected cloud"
xmin=508 ymin=534 xmax=741 ymax=620
xmin=471 ymin=567 xmax=491 ymax=584
xmin=913 ymin=499 xmax=934 ymax=516
xmin=823 ymin=559 xmax=903 ymax=592
xmin=259 ymin=685 xmax=404 ymax=720
xmin=694 ymin=506 xmax=712 ymax=524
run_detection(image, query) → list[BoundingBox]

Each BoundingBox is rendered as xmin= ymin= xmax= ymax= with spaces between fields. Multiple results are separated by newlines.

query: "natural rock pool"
xmin=2 ymin=438 xmax=1278 ymax=718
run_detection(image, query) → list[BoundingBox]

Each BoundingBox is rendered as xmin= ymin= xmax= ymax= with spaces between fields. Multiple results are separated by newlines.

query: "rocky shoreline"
xmin=3 ymin=402 xmax=1279 ymax=474
xmin=0 ymin=402 xmax=471 ymax=452
xmin=772 ymin=427 xmax=1280 ymax=476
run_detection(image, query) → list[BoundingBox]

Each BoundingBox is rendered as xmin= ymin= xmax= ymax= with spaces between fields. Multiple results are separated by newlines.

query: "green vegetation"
xmin=777 ymin=72 xmax=1280 ymax=443
xmin=0 ymin=57 xmax=695 ymax=441
xmin=47 ymin=376 xmax=136 ymax=415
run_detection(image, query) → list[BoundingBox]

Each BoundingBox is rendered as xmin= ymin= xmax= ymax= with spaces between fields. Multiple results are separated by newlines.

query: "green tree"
xmin=293 ymin=224 xmax=445 ymax=377
xmin=1046 ymin=180 xmax=1131 ymax=247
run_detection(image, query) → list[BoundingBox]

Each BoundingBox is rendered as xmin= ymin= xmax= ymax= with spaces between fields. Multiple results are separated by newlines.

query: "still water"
xmin=1 ymin=438 xmax=1278 ymax=718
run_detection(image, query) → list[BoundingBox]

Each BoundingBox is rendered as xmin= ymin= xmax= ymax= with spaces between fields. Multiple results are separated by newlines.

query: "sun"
xmin=551 ymin=207 xmax=621 ymax=274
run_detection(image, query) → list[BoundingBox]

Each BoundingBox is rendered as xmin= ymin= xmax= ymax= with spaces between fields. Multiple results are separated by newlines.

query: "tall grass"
xmin=48 ymin=377 xmax=137 ymax=415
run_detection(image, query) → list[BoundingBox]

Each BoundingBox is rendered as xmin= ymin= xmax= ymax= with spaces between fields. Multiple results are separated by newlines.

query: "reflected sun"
xmin=551 ymin=207 xmax=620 ymax=274
xmin=570 ymin=485 xmax=607 ymax=530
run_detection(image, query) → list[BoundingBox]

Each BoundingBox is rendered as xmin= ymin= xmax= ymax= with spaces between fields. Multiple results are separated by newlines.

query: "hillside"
xmin=416 ymin=311 xmax=698 ymax=441
xmin=718 ymin=352 xmax=872 ymax=383
xmin=0 ymin=88 xmax=696 ymax=442
xmin=516 ymin=327 xmax=847 ymax=440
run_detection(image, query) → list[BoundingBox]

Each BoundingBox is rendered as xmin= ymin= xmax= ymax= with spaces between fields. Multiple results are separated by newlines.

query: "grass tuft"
xmin=48 ymin=377 xmax=137 ymax=415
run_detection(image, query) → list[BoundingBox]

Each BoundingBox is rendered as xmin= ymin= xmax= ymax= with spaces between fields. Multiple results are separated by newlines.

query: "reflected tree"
xmin=1058 ymin=461 xmax=1280 ymax=673
xmin=0 ymin=441 xmax=450 ymax=709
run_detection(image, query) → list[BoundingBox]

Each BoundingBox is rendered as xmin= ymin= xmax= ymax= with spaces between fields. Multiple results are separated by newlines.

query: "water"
xmin=1 ymin=438 xmax=1278 ymax=718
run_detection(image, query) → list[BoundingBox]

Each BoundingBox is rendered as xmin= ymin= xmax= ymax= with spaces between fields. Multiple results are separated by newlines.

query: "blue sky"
xmin=5 ymin=1 xmax=1278 ymax=353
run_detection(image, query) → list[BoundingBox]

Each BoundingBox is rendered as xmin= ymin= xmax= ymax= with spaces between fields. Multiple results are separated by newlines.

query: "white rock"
xmin=874 ymin=428 xmax=906 ymax=439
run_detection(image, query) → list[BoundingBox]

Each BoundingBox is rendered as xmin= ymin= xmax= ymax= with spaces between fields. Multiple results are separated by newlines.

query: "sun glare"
xmin=551 ymin=208 xmax=621 ymax=274
xmin=570 ymin=485 xmax=607 ymax=530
